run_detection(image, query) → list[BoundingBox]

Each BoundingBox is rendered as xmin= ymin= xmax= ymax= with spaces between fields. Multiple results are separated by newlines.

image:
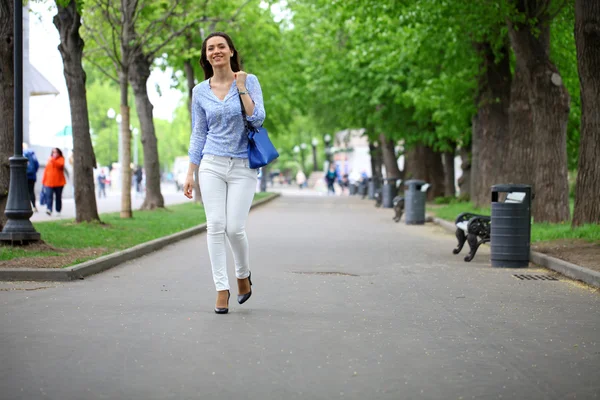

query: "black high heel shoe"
xmin=237 ymin=272 xmax=252 ymax=304
xmin=214 ymin=290 xmax=230 ymax=314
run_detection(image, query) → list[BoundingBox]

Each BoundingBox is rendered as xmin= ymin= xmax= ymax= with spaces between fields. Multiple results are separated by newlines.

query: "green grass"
xmin=0 ymin=192 xmax=275 ymax=264
xmin=428 ymin=201 xmax=600 ymax=243
xmin=531 ymin=223 xmax=600 ymax=243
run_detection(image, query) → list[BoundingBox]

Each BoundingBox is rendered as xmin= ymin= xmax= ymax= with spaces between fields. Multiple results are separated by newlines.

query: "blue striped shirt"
xmin=188 ymin=74 xmax=265 ymax=165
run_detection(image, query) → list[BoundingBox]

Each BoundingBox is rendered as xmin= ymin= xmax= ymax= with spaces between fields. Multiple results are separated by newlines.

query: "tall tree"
xmin=53 ymin=0 xmax=100 ymax=223
xmin=470 ymin=40 xmax=511 ymax=207
xmin=442 ymin=149 xmax=456 ymax=197
xmin=572 ymin=0 xmax=600 ymax=226
xmin=508 ymin=0 xmax=571 ymax=223
xmin=125 ymin=0 xmax=207 ymax=210
xmin=0 ymin=0 xmax=13 ymax=231
xmin=83 ymin=0 xmax=139 ymax=218
xmin=500 ymin=62 xmax=535 ymax=188
xmin=379 ymin=133 xmax=401 ymax=179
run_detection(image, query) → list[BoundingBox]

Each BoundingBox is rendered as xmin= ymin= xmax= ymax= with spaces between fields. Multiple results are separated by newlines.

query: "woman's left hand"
xmin=235 ymin=71 xmax=248 ymax=89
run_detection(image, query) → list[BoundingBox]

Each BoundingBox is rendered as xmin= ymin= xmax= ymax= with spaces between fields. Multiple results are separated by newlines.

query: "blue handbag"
xmin=239 ymin=95 xmax=279 ymax=169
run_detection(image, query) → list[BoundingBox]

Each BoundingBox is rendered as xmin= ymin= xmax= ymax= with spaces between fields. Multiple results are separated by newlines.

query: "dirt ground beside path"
xmin=532 ymin=239 xmax=600 ymax=273
xmin=0 ymin=242 xmax=107 ymax=269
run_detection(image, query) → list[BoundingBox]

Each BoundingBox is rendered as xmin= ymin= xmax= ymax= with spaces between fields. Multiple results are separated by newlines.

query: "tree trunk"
xmin=501 ymin=62 xmax=535 ymax=188
xmin=423 ymin=146 xmax=445 ymax=201
xmin=369 ymin=141 xmax=383 ymax=180
xmin=404 ymin=144 xmax=444 ymax=200
xmin=53 ymin=0 xmax=100 ymax=223
xmin=471 ymin=41 xmax=511 ymax=207
xmin=458 ymin=147 xmax=471 ymax=200
xmin=118 ymin=0 xmax=135 ymax=218
xmin=469 ymin=113 xmax=481 ymax=202
xmin=404 ymin=144 xmax=426 ymax=182
xmin=442 ymin=150 xmax=456 ymax=197
xmin=572 ymin=0 xmax=600 ymax=226
xmin=119 ymin=77 xmax=132 ymax=218
xmin=0 ymin=0 xmax=13 ymax=230
xmin=129 ymin=52 xmax=164 ymax=210
xmin=379 ymin=133 xmax=401 ymax=179
xmin=508 ymin=3 xmax=570 ymax=223
xmin=184 ymin=59 xmax=195 ymax=118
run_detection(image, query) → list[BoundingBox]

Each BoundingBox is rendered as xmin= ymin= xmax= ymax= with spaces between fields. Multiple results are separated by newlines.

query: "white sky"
xmin=27 ymin=2 xmax=182 ymax=147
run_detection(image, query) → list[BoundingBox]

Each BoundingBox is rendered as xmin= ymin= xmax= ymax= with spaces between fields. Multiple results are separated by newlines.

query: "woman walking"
xmin=42 ymin=148 xmax=66 ymax=217
xmin=183 ymin=32 xmax=265 ymax=314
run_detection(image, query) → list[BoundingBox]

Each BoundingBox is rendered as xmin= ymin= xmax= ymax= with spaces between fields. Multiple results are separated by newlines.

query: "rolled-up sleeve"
xmin=245 ymin=74 xmax=266 ymax=128
xmin=188 ymin=87 xmax=208 ymax=165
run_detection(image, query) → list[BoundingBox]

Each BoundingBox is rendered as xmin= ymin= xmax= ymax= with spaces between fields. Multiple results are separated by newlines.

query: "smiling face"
xmin=199 ymin=32 xmax=241 ymax=79
xmin=206 ymin=36 xmax=233 ymax=69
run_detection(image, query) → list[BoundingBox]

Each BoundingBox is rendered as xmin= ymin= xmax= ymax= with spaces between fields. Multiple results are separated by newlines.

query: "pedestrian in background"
xmin=97 ymin=168 xmax=107 ymax=198
xmin=134 ymin=166 xmax=144 ymax=197
xmin=325 ymin=165 xmax=337 ymax=195
xmin=296 ymin=169 xmax=307 ymax=189
xmin=42 ymin=148 xmax=66 ymax=217
xmin=183 ymin=32 xmax=265 ymax=314
xmin=23 ymin=146 xmax=40 ymax=212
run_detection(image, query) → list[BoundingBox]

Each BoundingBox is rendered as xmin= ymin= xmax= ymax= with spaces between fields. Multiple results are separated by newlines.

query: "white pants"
xmin=199 ymin=154 xmax=257 ymax=291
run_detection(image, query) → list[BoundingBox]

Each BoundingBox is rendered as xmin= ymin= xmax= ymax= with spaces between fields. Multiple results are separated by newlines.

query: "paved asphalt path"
xmin=1 ymin=194 xmax=598 ymax=399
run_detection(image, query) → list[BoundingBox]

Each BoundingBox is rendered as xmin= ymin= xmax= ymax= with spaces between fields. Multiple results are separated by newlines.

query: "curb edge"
xmin=0 ymin=193 xmax=281 ymax=282
xmin=431 ymin=216 xmax=600 ymax=289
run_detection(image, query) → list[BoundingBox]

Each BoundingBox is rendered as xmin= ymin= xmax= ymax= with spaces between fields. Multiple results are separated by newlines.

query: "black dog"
xmin=392 ymin=196 xmax=404 ymax=222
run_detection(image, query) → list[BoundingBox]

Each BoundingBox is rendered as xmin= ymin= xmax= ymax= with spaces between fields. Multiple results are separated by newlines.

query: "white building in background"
xmin=331 ymin=129 xmax=371 ymax=177
xmin=23 ymin=5 xmax=60 ymax=146
xmin=332 ymin=129 xmax=402 ymax=178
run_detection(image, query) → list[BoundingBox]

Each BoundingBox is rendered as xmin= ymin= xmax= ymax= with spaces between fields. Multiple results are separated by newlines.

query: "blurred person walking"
xmin=325 ymin=165 xmax=337 ymax=195
xmin=97 ymin=169 xmax=107 ymax=198
xmin=42 ymin=148 xmax=66 ymax=216
xmin=296 ymin=169 xmax=306 ymax=189
xmin=23 ymin=146 xmax=40 ymax=212
xmin=183 ymin=32 xmax=265 ymax=315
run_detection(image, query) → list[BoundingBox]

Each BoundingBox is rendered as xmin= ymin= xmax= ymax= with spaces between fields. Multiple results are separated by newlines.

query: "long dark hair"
xmin=52 ymin=148 xmax=63 ymax=157
xmin=200 ymin=32 xmax=242 ymax=80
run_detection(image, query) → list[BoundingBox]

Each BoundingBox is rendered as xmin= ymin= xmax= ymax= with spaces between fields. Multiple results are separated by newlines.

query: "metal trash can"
xmin=349 ymin=183 xmax=358 ymax=195
xmin=358 ymin=180 xmax=368 ymax=196
xmin=404 ymin=179 xmax=428 ymax=225
xmin=368 ymin=178 xmax=380 ymax=200
xmin=382 ymin=178 xmax=398 ymax=208
xmin=490 ymin=184 xmax=532 ymax=268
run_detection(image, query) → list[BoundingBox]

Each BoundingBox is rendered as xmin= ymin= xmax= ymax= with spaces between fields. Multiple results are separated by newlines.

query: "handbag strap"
xmin=238 ymin=94 xmax=253 ymax=135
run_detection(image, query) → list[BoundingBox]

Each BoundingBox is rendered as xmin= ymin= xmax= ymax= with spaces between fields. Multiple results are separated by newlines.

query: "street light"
xmin=0 ymin=1 xmax=40 ymax=242
xmin=311 ymin=137 xmax=318 ymax=172
xmin=299 ymin=142 xmax=307 ymax=171
xmin=323 ymin=134 xmax=332 ymax=170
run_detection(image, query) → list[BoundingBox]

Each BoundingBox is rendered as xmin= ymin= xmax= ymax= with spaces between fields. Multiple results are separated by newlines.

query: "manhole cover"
xmin=292 ymin=271 xmax=359 ymax=277
xmin=513 ymin=274 xmax=559 ymax=281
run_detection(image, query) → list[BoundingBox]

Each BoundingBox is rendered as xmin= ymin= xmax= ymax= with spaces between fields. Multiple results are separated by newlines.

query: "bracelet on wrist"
xmin=238 ymin=88 xmax=249 ymax=95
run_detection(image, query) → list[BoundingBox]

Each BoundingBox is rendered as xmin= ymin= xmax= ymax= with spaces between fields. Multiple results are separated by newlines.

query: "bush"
xmin=433 ymin=196 xmax=454 ymax=205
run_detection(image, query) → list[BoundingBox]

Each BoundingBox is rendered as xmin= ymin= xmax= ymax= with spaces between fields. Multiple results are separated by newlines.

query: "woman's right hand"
xmin=183 ymin=174 xmax=195 ymax=199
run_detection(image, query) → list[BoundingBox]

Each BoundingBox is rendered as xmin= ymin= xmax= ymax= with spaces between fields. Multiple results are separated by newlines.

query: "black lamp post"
xmin=299 ymin=143 xmax=307 ymax=172
xmin=311 ymin=137 xmax=318 ymax=172
xmin=0 ymin=1 xmax=40 ymax=243
xmin=323 ymin=133 xmax=332 ymax=168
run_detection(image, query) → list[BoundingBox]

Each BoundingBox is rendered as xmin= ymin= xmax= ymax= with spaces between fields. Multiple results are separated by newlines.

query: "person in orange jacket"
xmin=42 ymin=148 xmax=67 ymax=216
